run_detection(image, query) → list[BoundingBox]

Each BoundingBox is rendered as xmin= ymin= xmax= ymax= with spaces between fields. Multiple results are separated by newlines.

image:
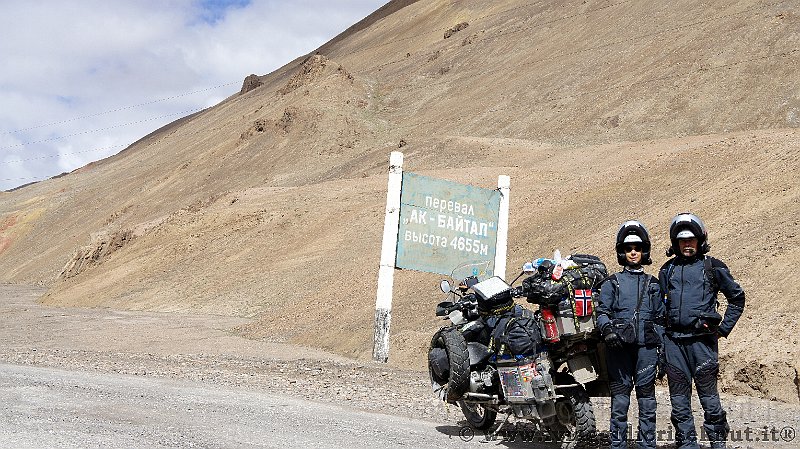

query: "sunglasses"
xmin=624 ymin=244 xmax=642 ymax=253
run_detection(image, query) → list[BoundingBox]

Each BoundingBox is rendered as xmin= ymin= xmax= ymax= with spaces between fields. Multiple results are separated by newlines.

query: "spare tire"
xmin=428 ymin=327 xmax=470 ymax=403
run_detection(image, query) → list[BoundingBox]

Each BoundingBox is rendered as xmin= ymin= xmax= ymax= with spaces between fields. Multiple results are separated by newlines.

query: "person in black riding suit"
xmin=658 ymin=213 xmax=745 ymax=449
xmin=597 ymin=220 xmax=664 ymax=449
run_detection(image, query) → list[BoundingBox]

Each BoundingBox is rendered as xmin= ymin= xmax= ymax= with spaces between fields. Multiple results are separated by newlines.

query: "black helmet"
xmin=667 ymin=212 xmax=709 ymax=257
xmin=615 ymin=220 xmax=652 ymax=266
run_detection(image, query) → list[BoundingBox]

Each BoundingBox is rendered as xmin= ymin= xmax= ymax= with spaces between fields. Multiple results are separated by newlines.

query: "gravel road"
xmin=0 ymin=363 xmax=479 ymax=449
xmin=1 ymin=284 xmax=798 ymax=448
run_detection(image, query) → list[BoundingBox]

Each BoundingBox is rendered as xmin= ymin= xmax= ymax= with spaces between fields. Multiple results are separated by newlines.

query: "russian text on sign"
xmin=396 ymin=172 xmax=501 ymax=276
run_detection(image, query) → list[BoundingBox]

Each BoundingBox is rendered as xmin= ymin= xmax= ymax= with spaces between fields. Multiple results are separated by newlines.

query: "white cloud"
xmin=0 ymin=0 xmax=386 ymax=191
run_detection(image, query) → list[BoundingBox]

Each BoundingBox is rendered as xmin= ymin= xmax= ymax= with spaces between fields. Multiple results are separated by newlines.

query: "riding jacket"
xmin=658 ymin=255 xmax=745 ymax=338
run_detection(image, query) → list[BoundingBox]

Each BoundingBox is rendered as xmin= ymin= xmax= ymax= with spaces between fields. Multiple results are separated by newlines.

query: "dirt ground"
xmin=2 ymin=284 xmax=798 ymax=448
xmin=0 ymin=0 xmax=798 ymax=413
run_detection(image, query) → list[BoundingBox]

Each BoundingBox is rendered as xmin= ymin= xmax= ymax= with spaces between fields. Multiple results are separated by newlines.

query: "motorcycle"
xmin=427 ymin=258 xmax=610 ymax=448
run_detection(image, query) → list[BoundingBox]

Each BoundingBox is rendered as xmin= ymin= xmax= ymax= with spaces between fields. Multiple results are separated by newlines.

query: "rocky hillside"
xmin=1 ymin=0 xmax=798 ymax=401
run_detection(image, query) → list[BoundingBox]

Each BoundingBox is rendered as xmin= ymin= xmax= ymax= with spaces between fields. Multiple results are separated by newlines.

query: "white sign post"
xmin=494 ymin=175 xmax=510 ymax=281
xmin=373 ymin=151 xmax=403 ymax=363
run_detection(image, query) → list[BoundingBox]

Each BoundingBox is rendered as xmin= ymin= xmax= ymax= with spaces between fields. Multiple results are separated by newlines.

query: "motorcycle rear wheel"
xmin=458 ymin=400 xmax=497 ymax=430
xmin=545 ymin=387 xmax=597 ymax=449
xmin=428 ymin=327 xmax=470 ymax=403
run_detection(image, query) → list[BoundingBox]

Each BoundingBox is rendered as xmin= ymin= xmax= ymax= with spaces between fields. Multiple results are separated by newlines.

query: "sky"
xmin=0 ymin=0 xmax=387 ymax=191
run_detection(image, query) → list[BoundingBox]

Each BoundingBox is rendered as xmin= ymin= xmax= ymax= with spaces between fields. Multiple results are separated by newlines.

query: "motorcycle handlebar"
xmin=510 ymin=285 xmax=527 ymax=298
xmin=436 ymin=294 xmax=478 ymax=316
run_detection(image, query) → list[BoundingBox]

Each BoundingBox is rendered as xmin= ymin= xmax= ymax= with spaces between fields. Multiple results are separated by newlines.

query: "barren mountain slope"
xmin=0 ymin=0 xmax=798 ymax=401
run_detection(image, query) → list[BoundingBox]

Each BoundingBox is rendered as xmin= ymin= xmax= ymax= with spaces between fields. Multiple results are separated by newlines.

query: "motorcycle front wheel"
xmin=545 ymin=387 xmax=597 ymax=449
xmin=458 ymin=400 xmax=497 ymax=430
xmin=427 ymin=327 xmax=470 ymax=403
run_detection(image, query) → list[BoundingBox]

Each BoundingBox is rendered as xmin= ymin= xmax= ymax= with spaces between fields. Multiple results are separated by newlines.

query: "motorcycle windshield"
xmin=448 ymin=260 xmax=491 ymax=286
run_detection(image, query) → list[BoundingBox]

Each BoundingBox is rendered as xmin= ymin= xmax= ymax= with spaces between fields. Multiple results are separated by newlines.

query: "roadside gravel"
xmin=1 ymin=285 xmax=797 ymax=448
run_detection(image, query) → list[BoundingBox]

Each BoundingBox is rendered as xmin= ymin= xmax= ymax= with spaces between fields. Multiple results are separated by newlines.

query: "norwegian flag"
xmin=573 ymin=289 xmax=594 ymax=316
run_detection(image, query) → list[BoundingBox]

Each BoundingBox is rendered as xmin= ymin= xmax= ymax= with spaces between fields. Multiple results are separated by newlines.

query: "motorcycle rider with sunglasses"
xmin=597 ymin=220 xmax=665 ymax=449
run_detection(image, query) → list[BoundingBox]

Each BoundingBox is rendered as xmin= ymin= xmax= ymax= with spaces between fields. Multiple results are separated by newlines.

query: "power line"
xmin=1 ymin=144 xmax=128 ymax=166
xmin=3 ymin=0 xmax=782 ymax=147
xmin=1 ymin=0 xmax=765 ymax=154
xmin=2 ymin=1 xmax=793 ymax=186
xmin=5 ymin=46 xmax=794 ymax=182
xmin=8 ymin=0 xmax=765 ymax=154
xmin=1 ymin=81 xmax=238 ymax=135
xmin=0 ymin=108 xmax=204 ymax=151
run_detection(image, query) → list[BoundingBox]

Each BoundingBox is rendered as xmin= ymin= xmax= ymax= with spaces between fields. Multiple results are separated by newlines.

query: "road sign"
xmin=373 ymin=152 xmax=509 ymax=362
xmin=396 ymin=172 xmax=502 ymax=276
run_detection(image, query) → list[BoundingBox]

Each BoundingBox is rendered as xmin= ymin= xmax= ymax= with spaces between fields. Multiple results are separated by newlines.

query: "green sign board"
xmin=395 ymin=172 xmax=501 ymax=276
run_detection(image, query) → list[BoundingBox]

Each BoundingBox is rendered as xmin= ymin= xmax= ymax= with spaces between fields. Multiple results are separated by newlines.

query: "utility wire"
xmin=2 ymin=1 xmax=792 ymax=184
xmin=3 ymin=46 xmax=795 ymax=183
xmin=0 ymin=108 xmax=203 ymax=151
xmin=1 ymin=82 xmax=238 ymax=135
xmin=1 ymin=144 xmax=128 ymax=165
xmin=0 ymin=0 xmax=632 ymax=140
xmin=2 ymin=0 xmax=776 ymax=153
xmin=2 ymin=0 xmax=783 ymax=146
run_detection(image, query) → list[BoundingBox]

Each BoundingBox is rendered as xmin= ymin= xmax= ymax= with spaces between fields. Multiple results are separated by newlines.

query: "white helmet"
xmin=668 ymin=212 xmax=709 ymax=256
xmin=615 ymin=220 xmax=652 ymax=265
